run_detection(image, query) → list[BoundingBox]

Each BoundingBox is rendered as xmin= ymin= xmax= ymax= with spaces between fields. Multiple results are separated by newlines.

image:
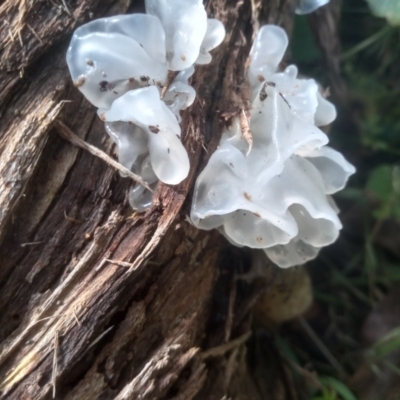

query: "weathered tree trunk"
xmin=0 ymin=0 xmax=297 ymax=398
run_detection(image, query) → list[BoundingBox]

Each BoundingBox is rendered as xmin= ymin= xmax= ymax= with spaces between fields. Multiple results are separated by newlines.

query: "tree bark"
xmin=0 ymin=0 xmax=296 ymax=398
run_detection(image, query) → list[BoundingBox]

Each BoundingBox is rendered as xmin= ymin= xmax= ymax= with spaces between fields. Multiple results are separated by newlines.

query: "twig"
xmin=55 ymin=120 xmax=153 ymax=192
xmin=73 ymin=307 xmax=81 ymax=327
xmin=103 ymin=258 xmax=133 ymax=268
xmin=26 ymin=23 xmax=43 ymax=44
xmin=239 ymin=109 xmax=252 ymax=156
xmin=250 ymin=0 xmax=260 ymax=37
xmin=6 ymin=21 xmax=16 ymax=43
xmin=199 ymin=331 xmax=251 ymax=359
xmin=279 ymin=92 xmax=291 ymax=109
xmin=224 ymin=347 xmax=239 ymax=390
xmin=17 ymin=30 xmax=23 ymax=47
xmin=160 ymin=71 xmax=180 ymax=99
xmin=29 ymin=316 xmax=56 ymax=326
xmin=52 ymin=331 xmax=59 ymax=399
xmin=64 ymin=210 xmax=81 ymax=224
xmin=126 ymin=211 xmax=138 ymax=220
xmin=87 ymin=326 xmax=114 ymax=350
xmin=20 ymin=241 xmax=43 ymax=247
xmin=60 ymin=0 xmax=71 ymax=15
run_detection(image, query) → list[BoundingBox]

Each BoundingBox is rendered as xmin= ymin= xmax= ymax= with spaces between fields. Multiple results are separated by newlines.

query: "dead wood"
xmin=0 ymin=0 xmax=297 ymax=398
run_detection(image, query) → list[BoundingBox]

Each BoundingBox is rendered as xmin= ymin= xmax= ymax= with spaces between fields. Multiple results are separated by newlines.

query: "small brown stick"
xmin=259 ymin=81 xmax=291 ymax=109
xmin=55 ymin=120 xmax=153 ymax=192
xmin=73 ymin=307 xmax=81 ymax=327
xmin=17 ymin=30 xmax=23 ymax=47
xmin=126 ymin=211 xmax=138 ymax=220
xmin=26 ymin=23 xmax=43 ymax=44
xmin=239 ymin=109 xmax=252 ymax=156
xmin=20 ymin=241 xmax=43 ymax=247
xmin=60 ymin=0 xmax=71 ymax=15
xmin=259 ymin=81 xmax=275 ymax=101
xmin=29 ymin=316 xmax=56 ymax=326
xmin=160 ymin=71 xmax=180 ymax=99
xmin=103 ymin=258 xmax=134 ymax=268
xmin=63 ymin=210 xmax=81 ymax=224
xmin=7 ymin=30 xmax=15 ymax=44
xmin=87 ymin=326 xmax=114 ymax=350
xmin=52 ymin=331 xmax=59 ymax=399
xmin=224 ymin=347 xmax=239 ymax=390
xmin=279 ymin=92 xmax=291 ymax=109
xmin=199 ymin=331 xmax=251 ymax=359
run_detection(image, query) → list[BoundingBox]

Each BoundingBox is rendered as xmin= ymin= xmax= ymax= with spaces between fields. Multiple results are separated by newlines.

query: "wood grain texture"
xmin=0 ymin=0 xmax=296 ymax=398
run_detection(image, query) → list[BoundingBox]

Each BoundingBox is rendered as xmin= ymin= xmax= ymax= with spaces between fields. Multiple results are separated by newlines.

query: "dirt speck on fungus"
xmin=74 ymin=76 xmax=86 ymax=87
xmin=149 ymin=125 xmax=160 ymax=134
xmin=243 ymin=192 xmax=252 ymax=201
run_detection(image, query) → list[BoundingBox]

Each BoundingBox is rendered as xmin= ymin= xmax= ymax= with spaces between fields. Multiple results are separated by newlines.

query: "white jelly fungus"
xmin=67 ymin=1 xmax=225 ymax=211
xmin=67 ymin=14 xmax=168 ymax=110
xmin=103 ymin=86 xmax=189 ymax=186
xmin=190 ymin=25 xmax=355 ymax=268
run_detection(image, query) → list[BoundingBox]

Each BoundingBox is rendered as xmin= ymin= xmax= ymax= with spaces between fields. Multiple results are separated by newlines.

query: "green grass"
xmin=281 ymin=1 xmax=400 ymax=398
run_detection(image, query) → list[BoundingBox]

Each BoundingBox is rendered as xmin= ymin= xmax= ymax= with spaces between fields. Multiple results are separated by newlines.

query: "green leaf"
xmin=319 ymin=377 xmax=358 ymax=400
xmin=366 ymin=164 xmax=400 ymax=219
xmin=367 ymin=164 xmax=393 ymax=202
xmin=366 ymin=0 xmax=400 ymax=26
xmin=367 ymin=327 xmax=400 ymax=361
xmin=313 ymin=388 xmax=337 ymax=400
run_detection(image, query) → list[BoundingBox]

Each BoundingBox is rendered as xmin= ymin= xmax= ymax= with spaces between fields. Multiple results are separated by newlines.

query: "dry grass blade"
xmin=298 ymin=317 xmax=348 ymax=379
xmin=52 ymin=331 xmax=59 ymax=399
xmin=199 ymin=331 xmax=252 ymax=359
xmin=160 ymin=70 xmax=180 ymax=99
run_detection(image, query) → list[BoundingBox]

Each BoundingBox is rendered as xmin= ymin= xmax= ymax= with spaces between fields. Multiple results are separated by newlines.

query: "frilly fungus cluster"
xmin=190 ymin=26 xmax=355 ymax=268
xmin=67 ymin=0 xmax=355 ymax=268
xmin=66 ymin=0 xmax=225 ymax=210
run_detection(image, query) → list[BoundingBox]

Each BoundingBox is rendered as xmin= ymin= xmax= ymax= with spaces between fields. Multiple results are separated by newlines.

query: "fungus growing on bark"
xmin=66 ymin=0 xmax=225 ymax=210
xmin=190 ymin=25 xmax=355 ymax=268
